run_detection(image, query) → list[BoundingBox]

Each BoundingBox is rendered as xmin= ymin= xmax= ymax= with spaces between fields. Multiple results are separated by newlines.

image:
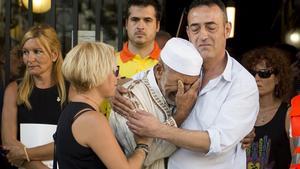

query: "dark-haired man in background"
xmin=117 ymin=0 xmax=161 ymax=78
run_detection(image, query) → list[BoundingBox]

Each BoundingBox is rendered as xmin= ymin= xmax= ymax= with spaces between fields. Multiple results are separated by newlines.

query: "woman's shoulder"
xmin=279 ymin=101 xmax=289 ymax=111
xmin=71 ymin=109 xmax=113 ymax=149
xmin=5 ymin=78 xmax=24 ymax=92
xmin=69 ymin=102 xmax=104 ymax=122
xmin=76 ymin=110 xmax=106 ymax=123
xmin=72 ymin=109 xmax=109 ymax=138
xmin=3 ymin=81 xmax=18 ymax=103
xmin=5 ymin=81 xmax=18 ymax=93
xmin=74 ymin=109 xmax=109 ymax=130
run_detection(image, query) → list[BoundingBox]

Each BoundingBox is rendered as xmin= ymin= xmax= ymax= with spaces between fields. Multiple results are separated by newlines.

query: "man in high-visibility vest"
xmin=290 ymin=95 xmax=300 ymax=169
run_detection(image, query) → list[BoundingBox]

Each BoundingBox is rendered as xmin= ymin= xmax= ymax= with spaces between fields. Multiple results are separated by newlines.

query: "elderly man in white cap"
xmin=109 ymin=38 xmax=202 ymax=169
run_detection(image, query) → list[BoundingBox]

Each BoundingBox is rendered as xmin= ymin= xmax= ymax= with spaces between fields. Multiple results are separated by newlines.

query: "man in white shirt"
xmin=126 ymin=0 xmax=259 ymax=168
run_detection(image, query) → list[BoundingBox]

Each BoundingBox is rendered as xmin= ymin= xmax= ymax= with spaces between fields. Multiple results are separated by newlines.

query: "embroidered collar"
xmin=142 ymin=71 xmax=173 ymax=118
xmin=120 ymin=41 xmax=161 ymax=63
xmin=146 ymin=68 xmax=163 ymax=98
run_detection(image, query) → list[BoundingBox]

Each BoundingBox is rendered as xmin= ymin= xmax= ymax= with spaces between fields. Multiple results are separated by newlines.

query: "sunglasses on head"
xmin=249 ymin=69 xmax=277 ymax=79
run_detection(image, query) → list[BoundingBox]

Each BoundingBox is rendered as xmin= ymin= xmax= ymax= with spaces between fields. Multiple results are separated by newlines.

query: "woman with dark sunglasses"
xmin=242 ymin=47 xmax=292 ymax=169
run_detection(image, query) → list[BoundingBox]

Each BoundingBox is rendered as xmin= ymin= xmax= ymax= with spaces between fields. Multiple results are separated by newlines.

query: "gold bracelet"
xmin=23 ymin=147 xmax=30 ymax=162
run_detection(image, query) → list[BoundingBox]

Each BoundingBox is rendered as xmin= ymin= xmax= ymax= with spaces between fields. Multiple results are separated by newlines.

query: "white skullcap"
xmin=160 ymin=37 xmax=203 ymax=76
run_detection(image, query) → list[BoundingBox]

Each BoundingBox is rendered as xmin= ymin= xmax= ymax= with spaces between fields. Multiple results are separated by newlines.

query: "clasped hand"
xmin=3 ymin=141 xmax=26 ymax=167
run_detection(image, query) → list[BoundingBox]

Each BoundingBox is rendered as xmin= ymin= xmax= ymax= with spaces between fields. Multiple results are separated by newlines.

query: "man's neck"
xmin=201 ymin=53 xmax=227 ymax=88
xmin=128 ymin=41 xmax=155 ymax=59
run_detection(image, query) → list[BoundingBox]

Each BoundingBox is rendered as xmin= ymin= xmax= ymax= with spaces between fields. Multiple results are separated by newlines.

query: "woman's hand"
xmin=111 ymin=86 xmax=135 ymax=118
xmin=241 ymin=128 xmax=256 ymax=149
xmin=5 ymin=141 xmax=27 ymax=167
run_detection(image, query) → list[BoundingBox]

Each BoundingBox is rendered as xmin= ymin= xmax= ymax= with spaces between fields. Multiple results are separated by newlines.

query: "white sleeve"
xmin=206 ymin=76 xmax=259 ymax=156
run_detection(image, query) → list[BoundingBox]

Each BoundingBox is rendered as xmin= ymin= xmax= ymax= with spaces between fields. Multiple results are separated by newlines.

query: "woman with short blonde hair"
xmin=62 ymin=42 xmax=115 ymax=92
xmin=55 ymin=42 xmax=151 ymax=169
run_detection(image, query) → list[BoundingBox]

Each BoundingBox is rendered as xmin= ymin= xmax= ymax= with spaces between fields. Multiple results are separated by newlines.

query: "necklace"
xmin=258 ymin=113 xmax=272 ymax=123
xmin=257 ymin=105 xmax=279 ymax=123
xmin=80 ymin=94 xmax=100 ymax=111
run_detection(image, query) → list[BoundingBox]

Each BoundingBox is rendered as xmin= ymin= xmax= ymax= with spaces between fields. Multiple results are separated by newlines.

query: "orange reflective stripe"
xmin=292 ymin=117 xmax=300 ymax=136
xmin=290 ymin=163 xmax=300 ymax=169
xmin=291 ymin=96 xmax=300 ymax=168
xmin=290 ymin=95 xmax=300 ymax=116
xmin=291 ymin=162 xmax=300 ymax=168
xmin=295 ymin=147 xmax=300 ymax=153
xmin=291 ymin=95 xmax=300 ymax=136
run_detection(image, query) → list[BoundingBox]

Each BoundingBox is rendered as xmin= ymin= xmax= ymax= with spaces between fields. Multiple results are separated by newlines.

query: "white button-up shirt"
xmin=168 ymin=54 xmax=259 ymax=169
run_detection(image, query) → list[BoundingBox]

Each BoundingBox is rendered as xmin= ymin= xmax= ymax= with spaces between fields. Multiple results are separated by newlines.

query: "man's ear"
xmin=125 ymin=19 xmax=128 ymax=31
xmin=154 ymin=62 xmax=164 ymax=80
xmin=186 ymin=26 xmax=191 ymax=41
xmin=156 ymin=21 xmax=160 ymax=32
xmin=225 ymin=22 xmax=232 ymax=38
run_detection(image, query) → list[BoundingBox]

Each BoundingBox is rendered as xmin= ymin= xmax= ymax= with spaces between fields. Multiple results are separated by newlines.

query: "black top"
xmin=55 ymin=102 xmax=107 ymax=169
xmin=18 ymin=85 xmax=62 ymax=124
xmin=17 ymin=84 xmax=66 ymax=139
xmin=246 ymin=102 xmax=291 ymax=169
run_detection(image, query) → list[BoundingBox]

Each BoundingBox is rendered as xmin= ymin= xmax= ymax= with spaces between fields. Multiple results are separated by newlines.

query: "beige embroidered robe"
xmin=110 ymin=75 xmax=177 ymax=169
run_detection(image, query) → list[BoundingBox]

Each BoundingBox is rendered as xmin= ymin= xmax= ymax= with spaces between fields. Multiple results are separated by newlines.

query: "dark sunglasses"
xmin=249 ymin=69 xmax=277 ymax=79
xmin=114 ymin=66 xmax=120 ymax=77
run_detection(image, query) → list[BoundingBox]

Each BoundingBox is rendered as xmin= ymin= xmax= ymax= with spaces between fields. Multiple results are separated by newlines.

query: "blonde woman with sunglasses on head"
xmin=242 ymin=47 xmax=293 ymax=169
xmin=54 ymin=42 xmax=151 ymax=169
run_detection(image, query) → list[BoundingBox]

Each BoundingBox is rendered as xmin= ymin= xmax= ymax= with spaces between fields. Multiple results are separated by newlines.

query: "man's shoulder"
xmin=120 ymin=79 xmax=157 ymax=112
xmin=122 ymin=78 xmax=158 ymax=103
xmin=230 ymin=56 xmax=245 ymax=72
xmin=122 ymin=79 xmax=149 ymax=94
xmin=230 ymin=57 xmax=257 ymax=88
xmin=123 ymin=79 xmax=142 ymax=87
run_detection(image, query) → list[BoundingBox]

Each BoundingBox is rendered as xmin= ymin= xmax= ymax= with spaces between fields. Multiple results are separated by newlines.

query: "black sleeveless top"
xmin=17 ymin=85 xmax=62 ymax=124
xmin=17 ymin=84 xmax=66 ymax=139
xmin=54 ymin=102 xmax=107 ymax=169
xmin=246 ymin=102 xmax=291 ymax=169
